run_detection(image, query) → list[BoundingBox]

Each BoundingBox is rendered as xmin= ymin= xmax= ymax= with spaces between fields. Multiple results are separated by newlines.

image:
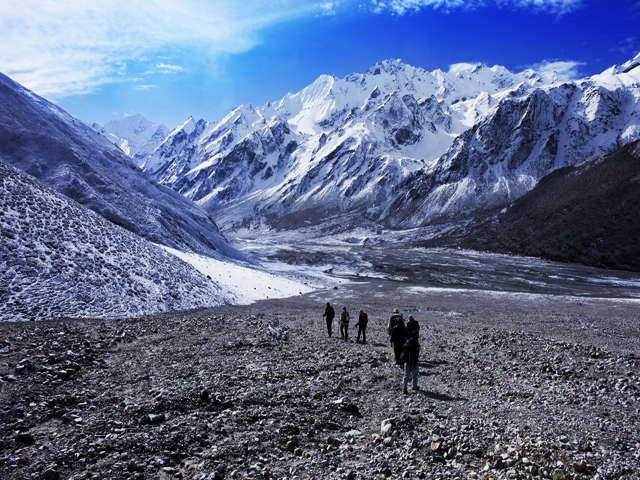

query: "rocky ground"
xmin=1 ymin=280 xmax=639 ymax=480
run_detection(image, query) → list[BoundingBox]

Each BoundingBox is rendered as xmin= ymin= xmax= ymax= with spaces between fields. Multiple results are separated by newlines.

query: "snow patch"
xmin=160 ymin=246 xmax=315 ymax=305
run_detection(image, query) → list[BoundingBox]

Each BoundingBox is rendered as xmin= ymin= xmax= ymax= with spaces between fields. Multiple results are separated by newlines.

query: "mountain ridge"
xmin=0 ymin=72 xmax=238 ymax=258
xmin=100 ymin=54 xmax=640 ymax=234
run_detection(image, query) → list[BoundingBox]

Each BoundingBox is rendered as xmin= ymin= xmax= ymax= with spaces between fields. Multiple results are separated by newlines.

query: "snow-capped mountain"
xmin=92 ymin=114 xmax=169 ymax=168
xmin=0 ymin=158 xmax=232 ymax=321
xmin=385 ymin=54 xmax=640 ymax=226
xmin=126 ymin=54 xmax=640 ymax=231
xmin=135 ymin=59 xmax=563 ymax=229
xmin=0 ymin=72 xmax=237 ymax=258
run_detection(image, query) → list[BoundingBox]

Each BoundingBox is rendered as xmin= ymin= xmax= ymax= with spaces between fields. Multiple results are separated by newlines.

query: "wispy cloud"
xmin=0 ymin=0 xmax=332 ymax=98
xmin=528 ymin=59 xmax=585 ymax=80
xmin=0 ymin=0 xmax=590 ymax=99
xmin=369 ymin=0 xmax=582 ymax=16
xmin=156 ymin=63 xmax=185 ymax=74
xmin=134 ymin=84 xmax=158 ymax=91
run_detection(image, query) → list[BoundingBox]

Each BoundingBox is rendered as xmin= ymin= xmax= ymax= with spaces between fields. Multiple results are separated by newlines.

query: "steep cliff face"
xmin=460 ymin=140 xmax=640 ymax=271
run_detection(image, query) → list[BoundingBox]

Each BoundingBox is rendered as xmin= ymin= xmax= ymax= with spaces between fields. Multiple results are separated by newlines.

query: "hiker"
xmin=388 ymin=308 xmax=406 ymax=365
xmin=402 ymin=324 xmax=420 ymax=394
xmin=339 ymin=307 xmax=350 ymax=340
xmin=323 ymin=302 xmax=335 ymax=337
xmin=406 ymin=315 xmax=419 ymax=339
xmin=356 ymin=310 xmax=368 ymax=344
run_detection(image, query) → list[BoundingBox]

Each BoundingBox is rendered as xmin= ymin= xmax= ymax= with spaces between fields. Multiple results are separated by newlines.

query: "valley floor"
xmin=1 ymin=280 xmax=639 ymax=479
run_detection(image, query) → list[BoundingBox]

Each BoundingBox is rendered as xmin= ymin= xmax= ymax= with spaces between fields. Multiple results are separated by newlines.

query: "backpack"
xmin=359 ymin=311 xmax=368 ymax=327
xmin=388 ymin=313 xmax=404 ymax=334
xmin=402 ymin=337 xmax=419 ymax=367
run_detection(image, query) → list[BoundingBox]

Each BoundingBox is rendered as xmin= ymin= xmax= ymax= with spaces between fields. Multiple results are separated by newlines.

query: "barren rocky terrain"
xmin=1 ymin=278 xmax=639 ymax=480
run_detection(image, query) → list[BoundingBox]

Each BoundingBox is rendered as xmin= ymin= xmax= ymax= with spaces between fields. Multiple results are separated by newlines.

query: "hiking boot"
xmin=403 ymin=388 xmax=408 ymax=395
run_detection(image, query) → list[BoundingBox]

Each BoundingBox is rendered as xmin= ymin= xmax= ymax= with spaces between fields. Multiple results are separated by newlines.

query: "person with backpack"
xmin=402 ymin=324 xmax=420 ymax=394
xmin=323 ymin=302 xmax=335 ymax=337
xmin=387 ymin=308 xmax=406 ymax=365
xmin=339 ymin=307 xmax=350 ymax=341
xmin=406 ymin=315 xmax=419 ymax=339
xmin=355 ymin=310 xmax=368 ymax=344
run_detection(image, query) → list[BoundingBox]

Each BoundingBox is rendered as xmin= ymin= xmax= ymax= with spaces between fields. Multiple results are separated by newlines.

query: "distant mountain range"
xmin=92 ymin=114 xmax=169 ymax=169
xmin=1 ymin=52 xmax=638 ymax=280
xmin=99 ymin=54 xmax=640 ymax=234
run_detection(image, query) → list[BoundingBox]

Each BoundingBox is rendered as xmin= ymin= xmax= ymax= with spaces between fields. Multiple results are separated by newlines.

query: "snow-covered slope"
xmin=92 ymin=114 xmax=169 ymax=168
xmin=0 ymin=159 xmax=232 ymax=321
xmin=137 ymin=59 xmax=564 ymax=229
xmin=0 ymin=72 xmax=236 ymax=257
xmin=385 ymin=54 xmax=640 ymax=226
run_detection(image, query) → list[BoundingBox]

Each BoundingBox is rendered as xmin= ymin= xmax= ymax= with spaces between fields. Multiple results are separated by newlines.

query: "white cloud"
xmin=134 ymin=84 xmax=158 ymax=91
xmin=528 ymin=59 xmax=585 ymax=80
xmin=0 ymin=0 xmax=331 ymax=98
xmin=369 ymin=0 xmax=582 ymax=15
xmin=0 ymin=0 xmax=588 ymax=99
xmin=156 ymin=63 xmax=185 ymax=74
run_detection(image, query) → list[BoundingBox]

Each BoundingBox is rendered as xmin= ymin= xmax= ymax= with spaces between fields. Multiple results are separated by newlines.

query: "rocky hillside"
xmin=0 ymin=72 xmax=236 ymax=258
xmin=461 ymin=140 xmax=640 ymax=271
xmin=0 ymin=159 xmax=232 ymax=321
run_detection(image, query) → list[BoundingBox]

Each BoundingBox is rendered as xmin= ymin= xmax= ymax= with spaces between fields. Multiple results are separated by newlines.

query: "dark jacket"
xmin=406 ymin=317 xmax=419 ymax=339
xmin=387 ymin=313 xmax=404 ymax=334
xmin=402 ymin=336 xmax=420 ymax=368
xmin=390 ymin=322 xmax=406 ymax=345
xmin=324 ymin=305 xmax=335 ymax=320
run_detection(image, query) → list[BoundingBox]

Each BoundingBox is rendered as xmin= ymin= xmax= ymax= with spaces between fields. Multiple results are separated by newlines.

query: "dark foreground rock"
xmin=1 ymin=282 xmax=639 ymax=479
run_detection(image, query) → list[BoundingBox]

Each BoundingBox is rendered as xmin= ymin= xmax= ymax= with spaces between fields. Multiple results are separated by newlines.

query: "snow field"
xmin=159 ymin=246 xmax=317 ymax=304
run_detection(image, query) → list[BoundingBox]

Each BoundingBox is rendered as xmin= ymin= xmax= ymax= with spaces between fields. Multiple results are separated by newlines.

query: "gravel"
xmin=1 ymin=281 xmax=639 ymax=479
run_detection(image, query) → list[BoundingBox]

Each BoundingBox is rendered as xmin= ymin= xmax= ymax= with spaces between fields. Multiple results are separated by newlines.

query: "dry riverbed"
xmin=1 ymin=279 xmax=639 ymax=479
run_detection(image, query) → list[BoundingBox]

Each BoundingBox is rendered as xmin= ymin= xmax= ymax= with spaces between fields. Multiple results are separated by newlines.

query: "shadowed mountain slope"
xmin=462 ymin=140 xmax=640 ymax=271
xmin=0 ymin=73 xmax=237 ymax=258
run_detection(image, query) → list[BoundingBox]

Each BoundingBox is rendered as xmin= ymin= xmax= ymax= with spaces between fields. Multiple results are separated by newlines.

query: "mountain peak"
xmin=172 ymin=116 xmax=197 ymax=135
xmin=619 ymin=52 xmax=640 ymax=74
xmin=367 ymin=58 xmax=411 ymax=75
xmin=448 ymin=62 xmax=486 ymax=74
xmin=103 ymin=113 xmax=157 ymax=131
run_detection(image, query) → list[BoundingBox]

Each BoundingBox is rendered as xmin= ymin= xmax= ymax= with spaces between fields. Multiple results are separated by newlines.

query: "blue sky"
xmin=2 ymin=0 xmax=639 ymax=128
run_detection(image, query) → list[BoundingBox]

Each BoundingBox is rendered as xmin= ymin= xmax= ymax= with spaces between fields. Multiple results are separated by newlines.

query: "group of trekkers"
xmin=322 ymin=303 xmax=420 ymax=394
xmin=322 ymin=303 xmax=369 ymax=344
